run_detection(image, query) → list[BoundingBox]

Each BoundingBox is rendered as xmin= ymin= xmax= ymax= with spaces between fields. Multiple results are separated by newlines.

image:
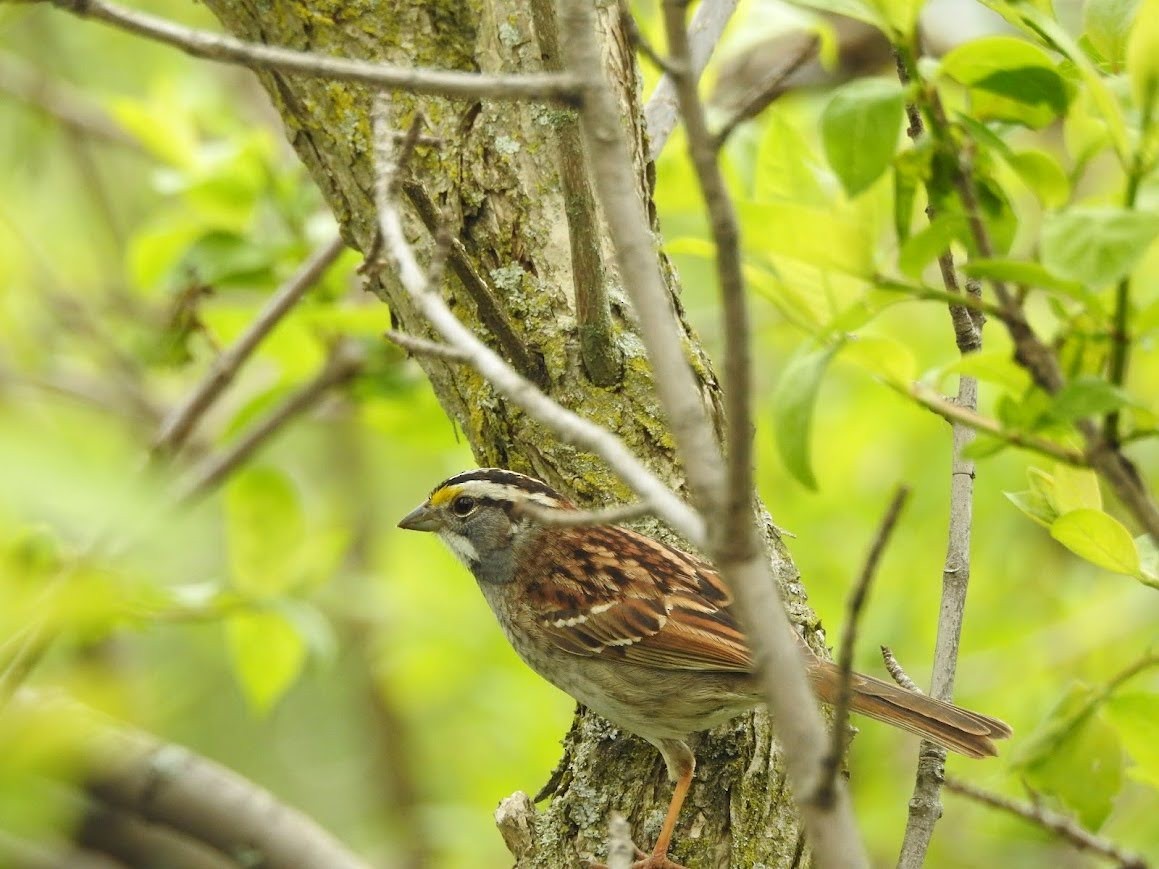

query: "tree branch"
xmin=901 ymin=383 xmax=1087 ymax=466
xmin=152 ymin=234 xmax=347 ymax=459
xmin=369 ymin=95 xmax=706 ymax=547
xmin=13 ymin=694 xmax=373 ymax=869
xmin=173 ymin=341 xmax=364 ymax=504
xmin=36 ymin=0 xmax=582 ymax=104
xmin=816 ymin=486 xmax=909 ymax=808
xmin=943 ymin=778 xmax=1149 ymax=869
xmin=644 ymin=0 xmax=740 ymax=160
xmin=562 ymin=1 xmax=868 ymax=864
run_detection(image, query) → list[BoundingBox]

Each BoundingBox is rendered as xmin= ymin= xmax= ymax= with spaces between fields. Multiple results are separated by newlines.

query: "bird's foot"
xmin=587 ymin=844 xmax=688 ymax=869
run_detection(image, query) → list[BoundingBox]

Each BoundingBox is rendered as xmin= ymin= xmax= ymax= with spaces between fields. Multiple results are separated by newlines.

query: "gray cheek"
xmin=473 ymin=546 xmax=517 ymax=585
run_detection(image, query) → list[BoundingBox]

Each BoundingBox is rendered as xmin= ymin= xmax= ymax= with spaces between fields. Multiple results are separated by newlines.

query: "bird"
xmin=398 ymin=468 xmax=1011 ymax=868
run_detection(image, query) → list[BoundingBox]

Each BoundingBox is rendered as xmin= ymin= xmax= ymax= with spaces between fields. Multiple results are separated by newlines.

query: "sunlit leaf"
xmin=1050 ymin=508 xmax=1142 ymax=575
xmin=1105 ymin=692 xmax=1159 ymax=788
xmin=1127 ymin=0 xmax=1159 ymax=109
xmin=226 ymin=609 xmax=307 ymax=713
xmin=1040 ymin=208 xmax=1159 ymax=288
xmin=226 ymin=467 xmax=306 ymax=596
xmin=1051 ymin=463 xmax=1102 ymax=513
xmin=897 ymin=213 xmax=966 ymax=278
xmin=839 ymin=334 xmax=916 ymax=384
xmin=821 ymin=78 xmax=904 ymax=197
xmin=940 ymin=36 xmax=1069 ymax=126
xmin=737 ymin=200 xmax=875 ymax=277
xmin=1037 ymin=377 xmax=1134 ymax=426
xmin=1084 ymin=0 xmax=1141 ymax=67
xmin=1005 ymin=149 xmax=1070 ymax=208
xmin=771 ymin=345 xmax=839 ymax=489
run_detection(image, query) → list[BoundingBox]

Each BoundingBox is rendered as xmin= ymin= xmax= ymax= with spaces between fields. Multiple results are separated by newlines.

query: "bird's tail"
xmin=809 ymin=659 xmax=1012 ymax=758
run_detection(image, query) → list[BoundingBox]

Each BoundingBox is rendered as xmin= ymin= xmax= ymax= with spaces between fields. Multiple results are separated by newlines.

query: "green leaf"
xmin=771 ymin=345 xmax=839 ymax=489
xmin=1005 ymin=488 xmax=1058 ymax=527
xmin=1127 ymin=0 xmax=1159 ymax=109
xmin=1050 ymin=508 xmax=1142 ymax=575
xmin=1038 ymin=377 xmax=1134 ymax=426
xmin=961 ymin=259 xmax=1098 ymax=310
xmin=1015 ymin=683 xmax=1124 ymax=830
xmin=1084 ymin=0 xmax=1141 ymax=67
xmin=226 ymin=467 xmax=306 ymax=596
xmin=754 ymin=111 xmax=831 ymax=206
xmin=1005 ymin=149 xmax=1070 ymax=208
xmin=1051 ymin=463 xmax=1102 ymax=513
xmin=1105 ymin=692 xmax=1159 ymax=788
xmin=839 ymin=334 xmax=916 ymax=383
xmin=782 ymin=0 xmax=888 ymax=33
xmin=940 ymin=36 xmax=1069 ymax=126
xmin=897 ymin=213 xmax=966 ymax=278
xmin=1041 ymin=208 xmax=1159 ymax=288
xmin=820 ymin=79 xmax=904 ymax=198
xmin=737 ymin=200 xmax=875 ymax=277
xmin=940 ymin=350 xmax=1032 ymax=394
xmin=226 ymin=610 xmax=307 ymax=713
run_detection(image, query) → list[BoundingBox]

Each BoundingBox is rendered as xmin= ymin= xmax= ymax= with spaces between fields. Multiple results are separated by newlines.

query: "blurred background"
xmin=0 ymin=0 xmax=1156 ymax=866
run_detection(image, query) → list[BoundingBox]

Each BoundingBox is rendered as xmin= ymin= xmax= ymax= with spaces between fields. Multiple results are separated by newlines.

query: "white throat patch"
xmin=438 ymin=529 xmax=479 ymax=568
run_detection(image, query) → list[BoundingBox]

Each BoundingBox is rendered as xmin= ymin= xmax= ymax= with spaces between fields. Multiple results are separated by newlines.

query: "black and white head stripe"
xmin=427 ymin=468 xmax=570 ymax=510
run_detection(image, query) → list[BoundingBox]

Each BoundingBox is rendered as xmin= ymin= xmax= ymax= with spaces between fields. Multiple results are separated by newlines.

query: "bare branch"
xmin=152 ymin=234 xmax=347 ymax=458
xmin=78 ymin=801 xmax=234 ymax=869
xmin=644 ymin=0 xmax=741 ymax=160
xmin=14 ymin=693 xmax=371 ymax=869
xmin=512 ymin=500 xmax=654 ymax=527
xmin=660 ymin=0 xmax=754 ymax=557
xmin=384 ymin=330 xmax=470 ymax=363
xmin=561 ymin=1 xmax=868 ymax=864
xmin=880 ymin=646 xmax=923 ymax=693
xmin=368 ymin=95 xmax=706 ymax=546
xmin=902 ymin=383 xmax=1087 ymax=466
xmin=37 ymin=0 xmax=581 ymax=105
xmin=712 ymin=36 xmax=818 ymax=149
xmin=816 ymin=486 xmax=910 ymax=808
xmin=556 ymin=0 xmax=725 ymax=515
xmin=0 ymin=52 xmax=142 ymax=151
xmin=173 ymin=341 xmax=364 ymax=504
xmin=943 ymin=778 xmax=1149 ymax=869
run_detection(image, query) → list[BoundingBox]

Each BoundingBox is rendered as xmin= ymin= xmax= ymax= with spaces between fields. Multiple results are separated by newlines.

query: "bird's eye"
xmin=451 ymin=495 xmax=477 ymax=517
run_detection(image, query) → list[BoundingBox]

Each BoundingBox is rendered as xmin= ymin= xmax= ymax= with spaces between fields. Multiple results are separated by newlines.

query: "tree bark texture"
xmin=199 ymin=1 xmax=823 ymax=865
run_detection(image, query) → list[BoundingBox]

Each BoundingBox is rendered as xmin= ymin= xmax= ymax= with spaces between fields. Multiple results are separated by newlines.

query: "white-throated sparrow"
xmin=399 ymin=468 xmax=1011 ymax=868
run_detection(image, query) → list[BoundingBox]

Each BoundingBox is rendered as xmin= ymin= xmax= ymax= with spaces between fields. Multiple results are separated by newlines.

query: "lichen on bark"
xmin=200 ymin=1 xmax=822 ymax=864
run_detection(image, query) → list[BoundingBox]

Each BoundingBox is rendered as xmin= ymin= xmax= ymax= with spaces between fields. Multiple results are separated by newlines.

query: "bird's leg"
xmin=630 ymin=741 xmax=695 ymax=869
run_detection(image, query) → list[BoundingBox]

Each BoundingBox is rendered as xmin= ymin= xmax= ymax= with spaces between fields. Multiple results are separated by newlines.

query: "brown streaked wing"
xmin=528 ymin=526 xmax=754 ymax=673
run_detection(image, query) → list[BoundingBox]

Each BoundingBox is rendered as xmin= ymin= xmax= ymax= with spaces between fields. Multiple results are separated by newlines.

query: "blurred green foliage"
xmin=0 ymin=0 xmax=1156 ymax=867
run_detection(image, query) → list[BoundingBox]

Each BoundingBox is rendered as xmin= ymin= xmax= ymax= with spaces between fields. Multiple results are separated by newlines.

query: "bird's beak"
xmin=398 ymin=503 xmax=440 ymax=532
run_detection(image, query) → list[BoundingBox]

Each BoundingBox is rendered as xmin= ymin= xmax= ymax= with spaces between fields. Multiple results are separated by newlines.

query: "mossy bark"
xmin=201 ymin=1 xmax=823 ymax=865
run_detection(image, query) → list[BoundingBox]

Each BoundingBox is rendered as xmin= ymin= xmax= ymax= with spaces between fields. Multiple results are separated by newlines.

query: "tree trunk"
xmin=200 ymin=1 xmax=823 ymax=865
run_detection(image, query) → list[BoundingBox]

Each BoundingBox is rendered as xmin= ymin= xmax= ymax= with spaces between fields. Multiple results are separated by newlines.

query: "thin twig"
xmin=873 ymin=276 xmax=1007 ymax=322
xmin=660 ymin=0 xmax=752 ymax=550
xmin=512 ymin=500 xmax=654 ymax=527
xmin=712 ymin=36 xmax=818 ymax=150
xmin=894 ymin=42 xmax=983 ymax=868
xmin=943 ymin=778 xmax=1149 ymax=869
xmin=173 ymin=342 xmax=364 ymax=505
xmin=880 ymin=646 xmax=923 ymax=693
xmin=902 ymin=384 xmax=1087 ymax=466
xmin=384 ymin=330 xmax=470 ymax=363
xmin=816 ymin=486 xmax=910 ymax=808
xmin=0 ymin=52 xmax=143 ymax=151
xmin=152 ymin=234 xmax=347 ymax=458
xmin=368 ymin=94 xmax=706 ymax=546
xmin=40 ymin=0 xmax=582 ymax=105
xmin=644 ymin=0 xmax=741 ymax=160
